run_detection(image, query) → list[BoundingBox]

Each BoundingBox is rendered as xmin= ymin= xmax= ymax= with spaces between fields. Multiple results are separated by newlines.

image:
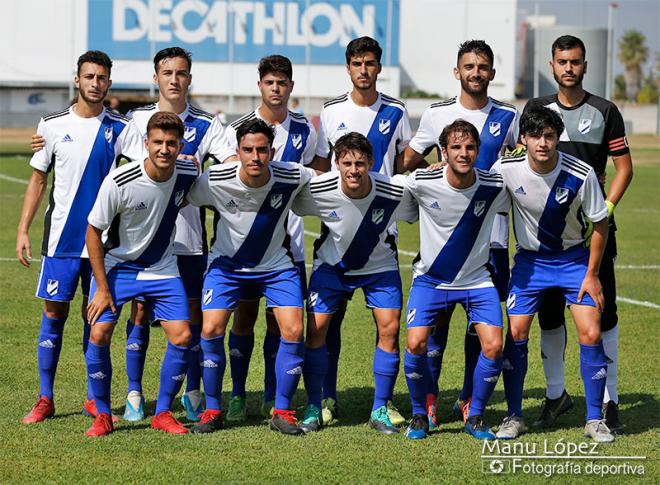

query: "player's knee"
xmin=481 ymin=338 xmax=503 ymax=360
xmin=578 ymin=326 xmax=601 ymax=345
xmin=406 ymin=333 xmax=428 ymax=355
xmin=90 ymin=325 xmax=113 ymax=346
xmin=377 ymin=321 xmax=400 ymax=349
xmin=169 ymin=328 xmax=192 ymax=347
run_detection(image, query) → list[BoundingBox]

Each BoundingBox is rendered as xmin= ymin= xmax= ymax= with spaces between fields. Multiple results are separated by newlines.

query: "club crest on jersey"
xmin=578 ymin=118 xmax=592 ymax=134
xmin=371 ymin=208 xmax=385 ymax=225
xmin=46 ymin=279 xmax=59 ymax=296
xmin=489 ymin=121 xmax=501 ymax=137
xmin=104 ymin=127 xmax=113 ymax=143
xmin=506 ymin=293 xmax=516 ymax=309
xmin=184 ymin=126 xmax=197 ymax=142
xmin=555 ymin=187 xmax=570 ymax=204
xmin=378 ymin=118 xmax=391 ymax=135
xmin=308 ymin=291 xmax=319 ymax=307
xmin=406 ymin=308 xmax=416 ymax=324
xmin=174 ymin=190 xmax=185 ymax=207
xmin=270 ymin=193 xmax=283 ymax=209
xmin=203 ymin=289 xmax=213 ymax=305
xmin=291 ymin=133 xmax=302 ymax=150
xmin=473 ymin=200 xmax=486 ymax=217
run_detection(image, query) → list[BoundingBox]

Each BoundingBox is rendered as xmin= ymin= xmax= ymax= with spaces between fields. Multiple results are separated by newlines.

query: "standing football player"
xmin=18 ymin=50 xmax=143 ymax=424
xmin=525 ymin=35 xmax=633 ymax=432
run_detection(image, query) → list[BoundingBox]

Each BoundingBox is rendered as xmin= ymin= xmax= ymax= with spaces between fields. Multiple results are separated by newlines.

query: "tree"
xmin=613 ymin=74 xmax=626 ymax=101
xmin=618 ymin=30 xmax=648 ymax=102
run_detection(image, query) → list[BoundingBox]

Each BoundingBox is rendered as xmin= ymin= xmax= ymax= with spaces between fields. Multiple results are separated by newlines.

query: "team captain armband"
xmin=608 ymin=136 xmax=629 ymax=155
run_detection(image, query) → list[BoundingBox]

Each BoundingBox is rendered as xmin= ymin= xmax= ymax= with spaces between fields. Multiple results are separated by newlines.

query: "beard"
xmin=78 ymin=86 xmax=108 ymax=105
xmin=459 ymin=76 xmax=489 ymax=96
xmin=553 ymin=70 xmax=585 ymax=88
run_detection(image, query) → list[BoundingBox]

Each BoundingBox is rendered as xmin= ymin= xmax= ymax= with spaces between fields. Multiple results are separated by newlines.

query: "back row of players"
xmin=17 ymin=35 xmax=632 ymax=440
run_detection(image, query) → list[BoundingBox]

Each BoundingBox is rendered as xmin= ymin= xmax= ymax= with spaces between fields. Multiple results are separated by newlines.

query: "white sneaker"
xmin=496 ymin=415 xmax=527 ymax=439
xmin=123 ymin=390 xmax=145 ymax=421
xmin=584 ymin=419 xmax=615 ymax=443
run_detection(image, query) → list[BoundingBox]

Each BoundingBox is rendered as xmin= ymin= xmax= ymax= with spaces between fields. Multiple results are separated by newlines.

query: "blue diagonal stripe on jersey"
xmin=228 ymin=182 xmax=297 ymax=269
xmin=334 ymin=195 xmax=401 ymax=272
xmin=182 ymin=115 xmax=211 ymax=156
xmin=54 ymin=114 xmax=127 ymax=255
xmin=427 ymin=185 xmax=502 ymax=283
xmin=537 ymin=170 xmax=585 ymax=251
xmin=279 ymin=119 xmax=310 ymax=163
xmin=366 ymin=103 xmax=404 ymax=173
xmin=123 ymin=172 xmax=197 ymax=269
xmin=476 ymin=107 xmax=516 ymax=170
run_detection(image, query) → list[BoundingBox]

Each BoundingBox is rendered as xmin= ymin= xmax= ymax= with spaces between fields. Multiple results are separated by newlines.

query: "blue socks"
xmin=263 ymin=331 xmax=279 ymax=402
xmin=469 ymin=353 xmax=502 ymax=418
xmin=82 ymin=318 xmax=92 ymax=400
xmin=200 ymin=335 xmax=226 ymax=411
xmin=580 ymin=342 xmax=607 ymax=421
xmin=460 ymin=331 xmax=482 ymax=401
xmin=125 ymin=320 xmax=149 ymax=393
xmin=274 ymin=338 xmax=305 ymax=410
xmin=155 ymin=342 xmax=190 ymax=415
xmin=228 ymin=331 xmax=254 ymax=398
xmin=426 ymin=324 xmax=448 ymax=398
xmin=37 ymin=314 xmax=66 ymax=399
xmin=323 ymin=311 xmax=343 ymax=400
xmin=303 ymin=345 xmax=327 ymax=409
xmin=373 ymin=347 xmax=400 ymax=410
xmin=85 ymin=342 xmax=112 ymax=415
xmin=185 ymin=324 xmax=202 ymax=393
xmin=502 ymin=338 xmax=528 ymax=417
xmin=404 ymin=350 xmax=429 ymax=416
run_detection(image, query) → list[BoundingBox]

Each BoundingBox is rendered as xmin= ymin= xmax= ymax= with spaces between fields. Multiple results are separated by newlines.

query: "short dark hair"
xmin=258 ymin=55 xmax=293 ymax=80
xmin=438 ymin=119 xmax=481 ymax=150
xmin=345 ymin=36 xmax=382 ymax=64
xmin=519 ymin=106 xmax=565 ymax=138
xmin=77 ymin=50 xmax=112 ymax=76
xmin=146 ymin=111 xmax=185 ymax=139
xmin=333 ymin=132 xmax=373 ymax=162
xmin=236 ymin=118 xmax=275 ymax=146
xmin=153 ymin=47 xmax=192 ymax=73
xmin=457 ymin=40 xmax=494 ymax=68
xmin=551 ymin=35 xmax=586 ymax=59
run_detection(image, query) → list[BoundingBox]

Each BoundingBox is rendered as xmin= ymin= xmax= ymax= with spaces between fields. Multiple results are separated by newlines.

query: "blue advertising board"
xmin=88 ymin=0 xmax=399 ymax=65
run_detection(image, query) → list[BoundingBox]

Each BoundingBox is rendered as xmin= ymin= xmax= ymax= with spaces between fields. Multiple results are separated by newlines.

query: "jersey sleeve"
xmin=393 ymin=176 xmax=419 ymax=223
xmin=408 ymin=106 xmax=436 ymax=156
xmin=29 ymin=119 xmax=52 ymax=172
xmin=604 ymin=104 xmax=630 ymax=157
xmin=396 ymin=109 xmax=412 ymax=154
xmin=200 ymin=116 xmax=236 ymax=163
xmin=223 ymin=123 xmax=238 ymax=157
xmin=88 ymin=177 xmax=120 ymax=230
xmin=314 ymin=109 xmax=332 ymax=158
xmin=580 ymin=169 xmax=608 ymax=222
xmin=302 ymin=122 xmax=318 ymax=165
xmin=117 ymin=120 xmax=146 ymax=163
xmin=291 ymin=182 xmax=318 ymax=217
xmin=186 ymin=170 xmax=212 ymax=207
xmin=495 ymin=186 xmax=511 ymax=214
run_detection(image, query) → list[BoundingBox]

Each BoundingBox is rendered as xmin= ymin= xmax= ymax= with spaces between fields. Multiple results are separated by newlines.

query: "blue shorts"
xmin=177 ymin=254 xmax=207 ymax=300
xmin=507 ymin=246 xmax=596 ymax=315
xmin=36 ymin=256 xmax=92 ymax=301
xmin=405 ymin=277 xmax=502 ymax=329
xmin=89 ymin=268 xmax=189 ymax=324
xmin=239 ymin=261 xmax=308 ymax=303
xmin=202 ymin=266 xmax=304 ymax=311
xmin=307 ymin=265 xmax=402 ymax=314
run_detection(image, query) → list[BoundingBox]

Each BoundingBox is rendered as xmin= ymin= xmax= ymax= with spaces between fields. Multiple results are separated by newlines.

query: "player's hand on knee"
xmin=31 ymin=133 xmax=45 ymax=152
xmin=578 ymin=274 xmax=604 ymax=313
xmin=16 ymin=233 xmax=32 ymax=267
xmin=87 ymin=290 xmax=116 ymax=325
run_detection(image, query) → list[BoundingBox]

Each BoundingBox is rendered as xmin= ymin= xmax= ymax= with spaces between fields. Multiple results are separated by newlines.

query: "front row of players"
xmin=36 ymin=105 xmax=615 ymax=441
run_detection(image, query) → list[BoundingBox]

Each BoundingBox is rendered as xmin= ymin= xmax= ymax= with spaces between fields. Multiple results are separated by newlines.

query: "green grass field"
xmin=0 ymin=138 xmax=658 ymax=484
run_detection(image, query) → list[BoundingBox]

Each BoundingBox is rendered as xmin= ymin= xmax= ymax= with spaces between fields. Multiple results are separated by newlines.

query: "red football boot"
xmin=22 ymin=396 xmax=55 ymax=424
xmin=152 ymin=411 xmax=189 ymax=434
xmin=83 ymin=399 xmax=119 ymax=423
xmin=85 ymin=413 xmax=114 ymax=437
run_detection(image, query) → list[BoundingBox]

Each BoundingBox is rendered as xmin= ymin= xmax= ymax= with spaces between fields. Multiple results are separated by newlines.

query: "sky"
xmin=518 ymin=0 xmax=659 ymax=76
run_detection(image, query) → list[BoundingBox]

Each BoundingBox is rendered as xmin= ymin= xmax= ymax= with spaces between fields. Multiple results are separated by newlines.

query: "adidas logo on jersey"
xmin=171 ymin=373 xmax=187 ymax=382
xmin=405 ymin=372 xmax=423 ymax=380
xmin=46 ymin=279 xmax=59 ymax=296
xmin=203 ymin=289 xmax=213 ymax=305
xmin=337 ymin=122 xmax=347 ymax=131
xmin=592 ymin=368 xmax=607 ymax=380
xmin=328 ymin=210 xmax=340 ymax=220
xmin=483 ymin=375 xmax=499 ymax=383
xmin=430 ymin=201 xmax=441 ymax=210
xmin=62 ymin=134 xmax=73 ymax=142
xmin=286 ymin=366 xmax=303 ymax=376
xmin=89 ymin=371 xmax=107 ymax=380
xmin=126 ymin=342 xmax=142 ymax=352
xmin=514 ymin=186 xmax=526 ymax=195
xmin=225 ymin=200 xmax=239 ymax=212
xmin=134 ymin=202 xmax=148 ymax=211
xmin=39 ymin=339 xmax=56 ymax=349
xmin=201 ymin=359 xmax=218 ymax=368
xmin=229 ymin=348 xmax=244 ymax=358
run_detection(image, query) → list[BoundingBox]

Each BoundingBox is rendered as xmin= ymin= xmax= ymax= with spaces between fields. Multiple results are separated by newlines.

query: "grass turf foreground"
xmin=0 ymin=137 xmax=658 ymax=484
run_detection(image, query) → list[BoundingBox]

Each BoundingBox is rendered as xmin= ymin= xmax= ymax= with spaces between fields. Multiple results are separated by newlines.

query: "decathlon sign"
xmin=88 ymin=0 xmax=399 ymax=65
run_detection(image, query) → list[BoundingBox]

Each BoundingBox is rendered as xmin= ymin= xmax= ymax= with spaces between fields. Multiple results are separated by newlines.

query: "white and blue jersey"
xmin=494 ymin=151 xmax=608 ymax=253
xmin=87 ymin=159 xmax=199 ymax=279
xmin=186 ymin=161 xmax=316 ymax=273
xmin=225 ymin=108 xmax=317 ymax=263
xmin=292 ymin=172 xmax=418 ymax=276
xmin=30 ymin=106 xmax=144 ymax=258
xmin=128 ymin=102 xmax=234 ymax=256
xmin=405 ymin=166 xmax=510 ymax=289
xmin=315 ymin=92 xmax=411 ymax=176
